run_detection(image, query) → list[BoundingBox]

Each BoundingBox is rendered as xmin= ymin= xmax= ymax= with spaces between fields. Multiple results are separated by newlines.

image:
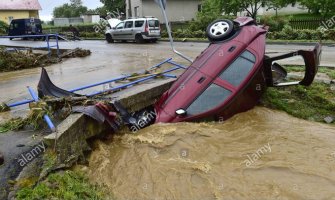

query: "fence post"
xmin=46 ymin=35 xmax=50 ymax=57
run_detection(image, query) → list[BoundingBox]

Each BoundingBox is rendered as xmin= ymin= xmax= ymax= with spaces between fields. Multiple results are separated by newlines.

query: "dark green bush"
xmin=267 ymin=26 xmax=335 ymax=40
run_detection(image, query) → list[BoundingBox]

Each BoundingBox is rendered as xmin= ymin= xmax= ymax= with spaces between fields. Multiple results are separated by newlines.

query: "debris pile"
xmin=60 ymin=48 xmax=91 ymax=58
xmin=0 ymin=47 xmax=91 ymax=72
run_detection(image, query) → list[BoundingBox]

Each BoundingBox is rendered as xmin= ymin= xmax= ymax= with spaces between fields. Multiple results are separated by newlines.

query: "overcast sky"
xmin=39 ymin=0 xmax=103 ymax=21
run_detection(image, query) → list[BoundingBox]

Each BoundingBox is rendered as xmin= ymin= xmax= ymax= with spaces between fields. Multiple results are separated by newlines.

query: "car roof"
xmin=124 ymin=17 xmax=159 ymax=22
xmin=11 ymin=18 xmax=41 ymax=22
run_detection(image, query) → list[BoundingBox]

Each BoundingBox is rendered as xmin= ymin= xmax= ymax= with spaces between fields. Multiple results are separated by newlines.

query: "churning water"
xmin=80 ymin=107 xmax=335 ymax=200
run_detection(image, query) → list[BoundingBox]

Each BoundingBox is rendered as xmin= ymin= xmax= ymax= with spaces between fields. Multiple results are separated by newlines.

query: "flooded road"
xmin=81 ymin=107 xmax=335 ymax=200
xmin=0 ymin=39 xmax=334 ymax=105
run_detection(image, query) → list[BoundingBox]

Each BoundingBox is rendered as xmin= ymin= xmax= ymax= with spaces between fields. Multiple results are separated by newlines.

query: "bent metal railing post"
xmin=27 ymin=86 xmax=56 ymax=132
xmin=0 ymin=34 xmax=61 ymax=57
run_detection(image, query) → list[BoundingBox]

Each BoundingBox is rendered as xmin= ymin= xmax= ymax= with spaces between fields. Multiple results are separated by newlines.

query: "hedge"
xmin=161 ymin=26 xmax=335 ymax=41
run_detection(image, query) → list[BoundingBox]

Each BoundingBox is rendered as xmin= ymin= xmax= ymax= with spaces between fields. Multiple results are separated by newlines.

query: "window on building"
xmin=8 ymin=16 xmax=14 ymax=24
xmin=198 ymin=4 xmax=202 ymax=12
xmin=134 ymin=6 xmax=140 ymax=17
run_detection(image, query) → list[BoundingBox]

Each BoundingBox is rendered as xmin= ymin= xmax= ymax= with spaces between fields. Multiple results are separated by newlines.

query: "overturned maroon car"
xmin=37 ymin=17 xmax=321 ymax=131
xmin=154 ymin=17 xmax=321 ymax=123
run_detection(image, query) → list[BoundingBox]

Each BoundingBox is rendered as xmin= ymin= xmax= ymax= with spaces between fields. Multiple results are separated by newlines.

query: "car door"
xmin=112 ymin=22 xmax=124 ymax=40
xmin=123 ymin=20 xmax=134 ymax=40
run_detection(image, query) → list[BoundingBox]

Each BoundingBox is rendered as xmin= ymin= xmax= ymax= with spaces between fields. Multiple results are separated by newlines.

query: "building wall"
xmin=0 ymin=10 xmax=40 ymax=24
xmin=127 ymin=0 xmax=201 ymax=22
xmin=126 ymin=0 xmax=142 ymax=18
xmin=54 ymin=18 xmax=84 ymax=26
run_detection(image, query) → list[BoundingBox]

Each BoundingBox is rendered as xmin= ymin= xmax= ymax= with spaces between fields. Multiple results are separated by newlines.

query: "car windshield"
xmin=148 ymin=20 xmax=159 ymax=27
xmin=116 ymin=22 xmax=124 ymax=29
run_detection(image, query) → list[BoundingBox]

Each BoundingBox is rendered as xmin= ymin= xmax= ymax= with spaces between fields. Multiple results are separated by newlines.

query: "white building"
xmin=126 ymin=0 xmax=202 ymax=22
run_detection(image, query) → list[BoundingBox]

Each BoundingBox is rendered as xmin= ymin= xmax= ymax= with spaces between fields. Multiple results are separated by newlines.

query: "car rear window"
xmin=186 ymin=83 xmax=232 ymax=115
xmin=148 ymin=20 xmax=159 ymax=27
xmin=219 ymin=50 xmax=256 ymax=87
xmin=135 ymin=20 xmax=144 ymax=27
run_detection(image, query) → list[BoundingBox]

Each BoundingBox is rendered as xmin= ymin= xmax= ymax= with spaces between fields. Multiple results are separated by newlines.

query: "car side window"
xmin=124 ymin=21 xmax=133 ymax=29
xmin=186 ymin=83 xmax=232 ymax=116
xmin=116 ymin=22 xmax=124 ymax=29
xmin=219 ymin=50 xmax=256 ymax=87
xmin=135 ymin=21 xmax=144 ymax=28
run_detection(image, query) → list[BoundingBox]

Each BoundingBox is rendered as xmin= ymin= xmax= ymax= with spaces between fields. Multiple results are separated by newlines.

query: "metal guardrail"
xmin=6 ymin=58 xmax=185 ymax=108
xmin=0 ymin=34 xmax=60 ymax=57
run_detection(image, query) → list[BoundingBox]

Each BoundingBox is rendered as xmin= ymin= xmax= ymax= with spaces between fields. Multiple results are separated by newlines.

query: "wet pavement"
xmin=0 ymin=39 xmax=334 ymax=107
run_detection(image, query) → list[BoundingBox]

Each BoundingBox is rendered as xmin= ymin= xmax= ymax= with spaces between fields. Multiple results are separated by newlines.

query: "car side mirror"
xmin=176 ymin=109 xmax=187 ymax=116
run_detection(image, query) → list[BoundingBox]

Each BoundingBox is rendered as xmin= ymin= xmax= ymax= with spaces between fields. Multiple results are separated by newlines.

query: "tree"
xmin=198 ymin=0 xmax=295 ymax=19
xmin=221 ymin=0 xmax=296 ymax=19
xmin=100 ymin=0 xmax=125 ymax=14
xmin=53 ymin=0 xmax=88 ymax=18
xmin=298 ymin=0 xmax=335 ymax=17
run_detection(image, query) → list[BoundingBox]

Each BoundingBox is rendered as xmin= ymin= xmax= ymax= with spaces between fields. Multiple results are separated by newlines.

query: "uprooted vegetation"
xmin=0 ymin=47 xmax=91 ymax=72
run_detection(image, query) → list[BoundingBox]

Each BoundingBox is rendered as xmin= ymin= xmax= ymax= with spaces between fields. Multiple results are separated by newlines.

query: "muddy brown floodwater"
xmin=79 ymin=107 xmax=335 ymax=200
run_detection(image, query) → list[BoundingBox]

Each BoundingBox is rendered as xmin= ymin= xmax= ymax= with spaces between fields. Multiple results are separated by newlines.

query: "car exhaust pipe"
xmin=155 ymin=0 xmax=193 ymax=63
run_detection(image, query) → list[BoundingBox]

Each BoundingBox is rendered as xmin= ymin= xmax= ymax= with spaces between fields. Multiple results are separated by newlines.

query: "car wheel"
xmin=9 ymin=38 xmax=13 ymax=41
xmin=151 ymin=39 xmax=158 ymax=43
xmin=135 ymin=34 xmax=144 ymax=44
xmin=122 ymin=40 xmax=127 ymax=43
xmin=106 ymin=34 xmax=114 ymax=43
xmin=206 ymin=19 xmax=234 ymax=42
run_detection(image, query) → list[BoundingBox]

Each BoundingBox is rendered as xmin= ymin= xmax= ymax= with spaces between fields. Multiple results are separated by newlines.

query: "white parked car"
xmin=105 ymin=17 xmax=161 ymax=43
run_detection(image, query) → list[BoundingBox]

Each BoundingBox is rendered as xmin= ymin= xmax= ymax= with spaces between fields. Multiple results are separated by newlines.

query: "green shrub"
xmin=267 ymin=26 xmax=334 ymax=41
xmin=260 ymin=15 xmax=291 ymax=32
xmin=0 ymin=20 xmax=8 ymax=35
xmin=80 ymin=31 xmax=104 ymax=38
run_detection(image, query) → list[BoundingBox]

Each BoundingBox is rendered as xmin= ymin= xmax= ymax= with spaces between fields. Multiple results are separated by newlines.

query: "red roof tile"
xmin=0 ymin=0 xmax=42 ymax=10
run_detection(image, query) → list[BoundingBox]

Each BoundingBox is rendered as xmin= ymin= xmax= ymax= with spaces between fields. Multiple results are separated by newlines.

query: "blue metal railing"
xmin=0 ymin=34 xmax=60 ymax=57
xmin=6 ymin=58 xmax=185 ymax=108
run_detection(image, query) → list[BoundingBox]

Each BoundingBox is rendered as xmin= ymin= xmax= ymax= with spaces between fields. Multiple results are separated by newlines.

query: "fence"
xmin=54 ymin=18 xmax=84 ymax=26
xmin=289 ymin=18 xmax=323 ymax=30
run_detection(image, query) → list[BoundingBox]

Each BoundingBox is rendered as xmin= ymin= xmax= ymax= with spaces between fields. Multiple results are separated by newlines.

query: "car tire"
xmin=9 ymin=38 xmax=13 ymax=41
xmin=151 ymin=39 xmax=158 ymax=43
xmin=122 ymin=40 xmax=127 ymax=43
xmin=206 ymin=19 xmax=234 ymax=42
xmin=106 ymin=34 xmax=114 ymax=43
xmin=135 ymin=34 xmax=144 ymax=44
